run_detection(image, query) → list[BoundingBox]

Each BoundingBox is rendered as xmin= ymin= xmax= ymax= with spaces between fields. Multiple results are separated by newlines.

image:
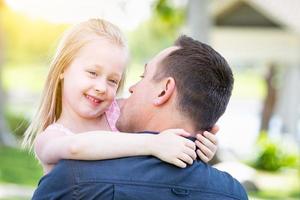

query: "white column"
xmin=187 ymin=0 xmax=211 ymax=43
xmin=275 ymin=65 xmax=300 ymax=141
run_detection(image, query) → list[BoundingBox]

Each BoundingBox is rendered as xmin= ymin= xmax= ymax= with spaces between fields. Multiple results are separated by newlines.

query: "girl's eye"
xmin=87 ymin=71 xmax=97 ymax=77
xmin=109 ymin=79 xmax=118 ymax=85
xmin=139 ymin=75 xmax=144 ymax=79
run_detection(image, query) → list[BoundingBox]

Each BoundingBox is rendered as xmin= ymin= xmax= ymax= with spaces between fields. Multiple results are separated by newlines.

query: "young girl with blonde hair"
xmin=23 ymin=18 xmax=218 ymax=174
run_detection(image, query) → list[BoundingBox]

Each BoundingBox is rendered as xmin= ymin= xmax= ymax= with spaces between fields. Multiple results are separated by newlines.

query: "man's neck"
xmin=143 ymin=110 xmax=197 ymax=137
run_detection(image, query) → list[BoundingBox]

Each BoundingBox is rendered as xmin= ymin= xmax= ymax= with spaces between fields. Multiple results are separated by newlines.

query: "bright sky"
xmin=5 ymin=0 xmax=155 ymax=30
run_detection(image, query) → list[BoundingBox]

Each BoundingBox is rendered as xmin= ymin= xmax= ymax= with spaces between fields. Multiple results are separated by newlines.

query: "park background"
xmin=0 ymin=0 xmax=299 ymax=199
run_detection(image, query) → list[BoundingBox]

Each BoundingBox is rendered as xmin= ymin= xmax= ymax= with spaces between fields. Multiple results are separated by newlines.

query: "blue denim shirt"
xmin=32 ymin=132 xmax=248 ymax=200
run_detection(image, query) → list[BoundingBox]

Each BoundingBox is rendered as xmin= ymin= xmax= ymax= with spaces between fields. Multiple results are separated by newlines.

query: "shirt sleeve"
xmin=105 ymin=99 xmax=120 ymax=132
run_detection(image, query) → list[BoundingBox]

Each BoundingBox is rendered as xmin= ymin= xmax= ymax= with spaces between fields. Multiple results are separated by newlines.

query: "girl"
xmin=23 ymin=19 xmax=218 ymax=174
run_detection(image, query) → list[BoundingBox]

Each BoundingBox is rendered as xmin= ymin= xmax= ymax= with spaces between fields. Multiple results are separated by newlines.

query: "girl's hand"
xmin=150 ymin=129 xmax=197 ymax=168
xmin=195 ymin=125 xmax=219 ymax=163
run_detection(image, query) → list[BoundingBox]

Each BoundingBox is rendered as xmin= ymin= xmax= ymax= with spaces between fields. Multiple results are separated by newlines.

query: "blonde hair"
xmin=22 ymin=18 xmax=128 ymax=150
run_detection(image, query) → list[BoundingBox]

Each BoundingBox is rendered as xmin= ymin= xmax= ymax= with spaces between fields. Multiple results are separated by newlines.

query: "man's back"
xmin=33 ymin=156 xmax=248 ymax=200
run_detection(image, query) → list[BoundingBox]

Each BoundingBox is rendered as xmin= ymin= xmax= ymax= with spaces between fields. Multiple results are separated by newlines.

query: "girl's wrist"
xmin=143 ymin=134 xmax=157 ymax=156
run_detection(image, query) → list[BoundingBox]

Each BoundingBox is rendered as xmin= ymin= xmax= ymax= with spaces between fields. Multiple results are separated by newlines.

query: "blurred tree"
xmin=128 ymin=0 xmax=211 ymax=62
xmin=260 ymin=64 xmax=278 ymax=133
xmin=128 ymin=0 xmax=185 ymax=63
xmin=0 ymin=0 xmax=17 ymax=146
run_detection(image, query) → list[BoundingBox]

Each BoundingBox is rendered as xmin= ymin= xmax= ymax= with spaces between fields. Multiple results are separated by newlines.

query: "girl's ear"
xmin=153 ymin=77 xmax=175 ymax=106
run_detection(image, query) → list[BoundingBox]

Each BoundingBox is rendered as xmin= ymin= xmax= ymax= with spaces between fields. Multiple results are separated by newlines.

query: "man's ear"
xmin=153 ymin=77 xmax=175 ymax=106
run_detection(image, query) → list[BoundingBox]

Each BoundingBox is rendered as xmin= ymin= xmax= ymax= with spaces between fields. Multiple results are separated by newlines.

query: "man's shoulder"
xmin=199 ymin=163 xmax=248 ymax=199
xmin=32 ymin=160 xmax=76 ymax=199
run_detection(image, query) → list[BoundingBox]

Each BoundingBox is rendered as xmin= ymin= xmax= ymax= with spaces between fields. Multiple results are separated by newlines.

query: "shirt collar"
xmin=138 ymin=131 xmax=196 ymax=142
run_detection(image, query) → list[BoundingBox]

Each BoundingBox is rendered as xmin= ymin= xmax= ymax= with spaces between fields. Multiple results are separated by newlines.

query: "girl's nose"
xmin=95 ymin=80 xmax=107 ymax=94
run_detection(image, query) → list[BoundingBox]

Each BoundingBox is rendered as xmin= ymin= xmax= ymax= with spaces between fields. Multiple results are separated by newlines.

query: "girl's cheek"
xmin=111 ymin=90 xmax=117 ymax=99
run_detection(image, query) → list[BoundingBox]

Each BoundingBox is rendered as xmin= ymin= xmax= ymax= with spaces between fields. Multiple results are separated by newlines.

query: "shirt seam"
xmin=70 ymin=162 xmax=80 ymax=200
xmin=75 ymin=179 xmax=243 ymax=200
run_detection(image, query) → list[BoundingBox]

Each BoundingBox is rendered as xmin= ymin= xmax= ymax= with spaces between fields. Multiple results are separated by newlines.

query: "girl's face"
xmin=61 ymin=37 xmax=127 ymax=120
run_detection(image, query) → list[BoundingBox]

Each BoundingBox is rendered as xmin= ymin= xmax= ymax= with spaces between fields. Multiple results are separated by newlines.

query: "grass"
xmin=0 ymin=146 xmax=42 ymax=186
xmin=249 ymin=191 xmax=300 ymax=200
xmin=248 ymin=169 xmax=300 ymax=199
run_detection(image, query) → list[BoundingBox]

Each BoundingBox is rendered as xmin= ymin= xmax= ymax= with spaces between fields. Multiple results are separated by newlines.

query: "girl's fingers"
xmin=174 ymin=159 xmax=187 ymax=168
xmin=179 ymin=153 xmax=194 ymax=165
xmin=195 ymin=140 xmax=214 ymax=159
xmin=196 ymin=134 xmax=217 ymax=152
xmin=203 ymin=131 xmax=218 ymax=144
xmin=185 ymin=139 xmax=196 ymax=150
xmin=183 ymin=147 xmax=197 ymax=160
xmin=196 ymin=149 xmax=209 ymax=163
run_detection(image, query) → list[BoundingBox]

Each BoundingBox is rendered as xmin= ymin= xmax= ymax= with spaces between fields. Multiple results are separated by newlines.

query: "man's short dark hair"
xmin=153 ymin=35 xmax=234 ymax=131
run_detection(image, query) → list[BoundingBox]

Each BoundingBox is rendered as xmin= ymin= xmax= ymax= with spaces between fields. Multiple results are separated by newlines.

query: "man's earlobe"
xmin=153 ymin=99 xmax=160 ymax=105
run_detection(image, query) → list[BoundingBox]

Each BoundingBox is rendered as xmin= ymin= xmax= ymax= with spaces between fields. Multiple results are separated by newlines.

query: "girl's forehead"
xmin=78 ymin=38 xmax=127 ymax=58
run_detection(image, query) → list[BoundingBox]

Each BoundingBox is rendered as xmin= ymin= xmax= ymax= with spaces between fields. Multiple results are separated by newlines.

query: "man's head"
xmin=117 ymin=35 xmax=233 ymax=133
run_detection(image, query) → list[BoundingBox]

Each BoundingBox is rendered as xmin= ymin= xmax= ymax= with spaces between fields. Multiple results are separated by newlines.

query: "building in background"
xmin=187 ymin=0 xmax=300 ymax=156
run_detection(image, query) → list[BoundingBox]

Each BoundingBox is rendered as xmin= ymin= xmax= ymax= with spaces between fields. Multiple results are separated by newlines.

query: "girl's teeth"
xmin=87 ymin=95 xmax=100 ymax=103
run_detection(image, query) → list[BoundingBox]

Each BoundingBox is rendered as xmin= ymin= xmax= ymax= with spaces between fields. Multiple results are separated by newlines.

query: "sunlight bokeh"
xmin=5 ymin=0 xmax=154 ymax=30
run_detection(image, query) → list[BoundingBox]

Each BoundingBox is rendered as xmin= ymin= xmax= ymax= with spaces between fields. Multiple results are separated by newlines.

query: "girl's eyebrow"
xmin=86 ymin=64 xmax=102 ymax=70
xmin=92 ymin=64 xmax=103 ymax=69
xmin=110 ymin=72 xmax=121 ymax=78
xmin=87 ymin=64 xmax=122 ymax=77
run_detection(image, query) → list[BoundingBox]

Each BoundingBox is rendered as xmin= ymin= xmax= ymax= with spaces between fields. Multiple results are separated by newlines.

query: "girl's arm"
xmin=34 ymin=129 xmax=197 ymax=169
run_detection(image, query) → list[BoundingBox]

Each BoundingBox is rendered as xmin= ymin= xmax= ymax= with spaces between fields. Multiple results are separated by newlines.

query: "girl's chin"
xmin=79 ymin=110 xmax=106 ymax=119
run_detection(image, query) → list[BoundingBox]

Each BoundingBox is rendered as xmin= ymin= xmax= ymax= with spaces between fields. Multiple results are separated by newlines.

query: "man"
xmin=32 ymin=35 xmax=248 ymax=200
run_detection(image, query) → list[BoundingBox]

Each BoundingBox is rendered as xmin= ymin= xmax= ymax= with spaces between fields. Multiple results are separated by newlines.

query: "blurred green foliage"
xmin=0 ymin=6 xmax=68 ymax=65
xmin=0 ymin=146 xmax=42 ymax=186
xmin=2 ymin=63 xmax=47 ymax=92
xmin=4 ymin=110 xmax=29 ymax=138
xmin=252 ymin=132 xmax=299 ymax=171
xmin=128 ymin=0 xmax=185 ymax=63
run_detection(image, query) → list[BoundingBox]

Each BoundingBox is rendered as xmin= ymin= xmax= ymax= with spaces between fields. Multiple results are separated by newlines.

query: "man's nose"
xmin=128 ymin=87 xmax=133 ymax=94
xmin=128 ymin=84 xmax=135 ymax=94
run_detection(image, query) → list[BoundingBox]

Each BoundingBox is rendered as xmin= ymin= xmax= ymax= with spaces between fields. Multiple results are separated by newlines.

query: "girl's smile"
xmin=85 ymin=94 xmax=103 ymax=106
